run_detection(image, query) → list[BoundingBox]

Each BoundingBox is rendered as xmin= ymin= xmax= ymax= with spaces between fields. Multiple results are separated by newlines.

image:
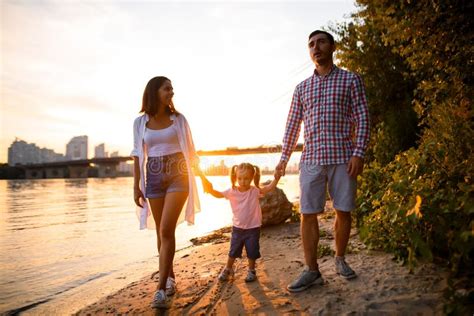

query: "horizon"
xmin=1 ymin=0 xmax=357 ymax=164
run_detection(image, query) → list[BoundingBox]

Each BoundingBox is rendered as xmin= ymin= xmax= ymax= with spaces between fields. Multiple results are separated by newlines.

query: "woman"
xmin=131 ymin=76 xmax=201 ymax=309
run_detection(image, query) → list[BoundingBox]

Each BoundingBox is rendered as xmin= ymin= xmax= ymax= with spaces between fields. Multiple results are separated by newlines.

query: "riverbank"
xmin=76 ymin=211 xmax=449 ymax=315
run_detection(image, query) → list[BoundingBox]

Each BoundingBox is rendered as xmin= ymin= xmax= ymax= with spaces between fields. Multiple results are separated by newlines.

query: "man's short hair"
xmin=308 ymin=30 xmax=335 ymax=45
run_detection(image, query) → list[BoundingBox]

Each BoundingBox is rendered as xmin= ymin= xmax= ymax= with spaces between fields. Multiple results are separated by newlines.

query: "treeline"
xmin=332 ymin=0 xmax=472 ymax=310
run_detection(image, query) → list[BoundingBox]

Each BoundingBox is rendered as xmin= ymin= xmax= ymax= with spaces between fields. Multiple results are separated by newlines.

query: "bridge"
xmin=18 ymin=144 xmax=303 ymax=179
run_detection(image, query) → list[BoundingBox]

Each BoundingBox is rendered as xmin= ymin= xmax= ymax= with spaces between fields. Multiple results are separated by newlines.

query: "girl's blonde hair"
xmin=230 ymin=163 xmax=260 ymax=188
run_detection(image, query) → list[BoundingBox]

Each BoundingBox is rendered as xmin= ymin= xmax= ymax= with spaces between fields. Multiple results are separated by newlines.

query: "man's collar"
xmin=314 ymin=64 xmax=338 ymax=77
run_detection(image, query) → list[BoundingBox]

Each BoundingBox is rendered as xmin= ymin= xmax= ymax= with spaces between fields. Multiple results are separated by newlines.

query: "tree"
xmin=334 ymin=0 xmax=474 ymax=275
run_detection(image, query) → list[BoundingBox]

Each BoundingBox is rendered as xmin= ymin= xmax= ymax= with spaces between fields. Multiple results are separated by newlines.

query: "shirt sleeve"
xmin=350 ymin=74 xmax=370 ymax=158
xmin=281 ymin=86 xmax=303 ymax=162
xmin=130 ymin=117 xmax=140 ymax=157
xmin=182 ymin=115 xmax=200 ymax=166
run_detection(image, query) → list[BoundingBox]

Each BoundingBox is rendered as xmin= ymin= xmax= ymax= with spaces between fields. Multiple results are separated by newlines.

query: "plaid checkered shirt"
xmin=281 ymin=65 xmax=370 ymax=165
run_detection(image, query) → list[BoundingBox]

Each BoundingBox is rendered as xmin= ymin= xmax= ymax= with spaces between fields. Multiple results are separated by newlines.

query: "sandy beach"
xmin=76 ymin=205 xmax=449 ymax=315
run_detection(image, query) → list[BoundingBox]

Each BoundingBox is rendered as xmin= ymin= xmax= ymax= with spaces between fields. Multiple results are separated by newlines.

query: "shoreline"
xmin=75 ymin=213 xmax=449 ymax=315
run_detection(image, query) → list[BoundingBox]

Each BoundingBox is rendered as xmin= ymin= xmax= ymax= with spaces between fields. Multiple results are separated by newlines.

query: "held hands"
xmin=194 ymin=166 xmax=214 ymax=193
xmin=134 ymin=187 xmax=145 ymax=208
xmin=200 ymin=176 xmax=213 ymax=193
xmin=274 ymin=171 xmax=282 ymax=182
xmin=274 ymin=160 xmax=287 ymax=178
xmin=347 ymin=156 xmax=364 ymax=178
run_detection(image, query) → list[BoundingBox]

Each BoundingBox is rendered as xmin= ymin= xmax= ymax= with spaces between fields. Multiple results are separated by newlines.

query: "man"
xmin=275 ymin=30 xmax=370 ymax=292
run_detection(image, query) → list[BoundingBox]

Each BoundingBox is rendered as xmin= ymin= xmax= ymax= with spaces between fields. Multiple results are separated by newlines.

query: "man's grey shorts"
xmin=299 ymin=163 xmax=357 ymax=214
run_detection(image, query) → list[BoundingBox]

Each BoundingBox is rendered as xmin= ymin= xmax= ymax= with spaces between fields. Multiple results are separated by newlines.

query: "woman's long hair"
xmin=140 ymin=76 xmax=179 ymax=116
xmin=230 ymin=163 xmax=261 ymax=189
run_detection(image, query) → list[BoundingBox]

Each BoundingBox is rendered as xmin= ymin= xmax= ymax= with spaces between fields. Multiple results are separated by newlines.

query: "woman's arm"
xmin=181 ymin=115 xmax=201 ymax=168
xmin=133 ymin=156 xmax=144 ymax=207
xmin=180 ymin=115 xmax=206 ymax=179
xmin=259 ymin=175 xmax=281 ymax=195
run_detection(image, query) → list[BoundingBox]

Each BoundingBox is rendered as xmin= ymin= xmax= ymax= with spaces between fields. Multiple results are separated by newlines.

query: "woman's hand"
xmin=134 ymin=187 xmax=145 ymax=208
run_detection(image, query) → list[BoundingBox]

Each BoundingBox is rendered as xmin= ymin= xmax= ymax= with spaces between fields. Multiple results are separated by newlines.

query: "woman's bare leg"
xmin=157 ymin=192 xmax=188 ymax=291
xmin=149 ymin=198 xmax=175 ymax=280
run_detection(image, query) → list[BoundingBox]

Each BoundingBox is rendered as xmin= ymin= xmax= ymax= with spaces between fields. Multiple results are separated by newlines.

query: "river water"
xmin=0 ymin=174 xmax=300 ymax=314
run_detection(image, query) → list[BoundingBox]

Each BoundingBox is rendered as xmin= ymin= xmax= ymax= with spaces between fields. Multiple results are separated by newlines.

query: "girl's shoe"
xmin=151 ymin=289 xmax=170 ymax=309
xmin=218 ymin=268 xmax=234 ymax=281
xmin=166 ymin=277 xmax=176 ymax=296
xmin=244 ymin=270 xmax=257 ymax=282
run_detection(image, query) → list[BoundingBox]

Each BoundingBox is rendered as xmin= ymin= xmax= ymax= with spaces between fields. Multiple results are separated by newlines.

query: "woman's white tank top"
xmin=144 ymin=124 xmax=181 ymax=157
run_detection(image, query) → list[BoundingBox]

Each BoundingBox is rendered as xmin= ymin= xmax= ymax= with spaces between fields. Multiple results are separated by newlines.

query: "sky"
xmin=0 ymin=0 xmax=357 ymax=164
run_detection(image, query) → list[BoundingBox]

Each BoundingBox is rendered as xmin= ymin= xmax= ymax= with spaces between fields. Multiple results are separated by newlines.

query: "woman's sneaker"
xmin=335 ymin=256 xmax=356 ymax=279
xmin=166 ymin=277 xmax=176 ymax=296
xmin=244 ymin=270 xmax=257 ymax=282
xmin=218 ymin=268 xmax=234 ymax=281
xmin=287 ymin=267 xmax=323 ymax=292
xmin=151 ymin=289 xmax=170 ymax=309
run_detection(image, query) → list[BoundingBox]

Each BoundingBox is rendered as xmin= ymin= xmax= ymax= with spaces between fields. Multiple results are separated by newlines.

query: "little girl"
xmin=201 ymin=163 xmax=280 ymax=282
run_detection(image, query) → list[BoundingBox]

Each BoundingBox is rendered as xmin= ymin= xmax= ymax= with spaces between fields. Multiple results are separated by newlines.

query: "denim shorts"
xmin=229 ymin=226 xmax=261 ymax=260
xmin=299 ymin=163 xmax=357 ymax=214
xmin=145 ymin=152 xmax=189 ymax=199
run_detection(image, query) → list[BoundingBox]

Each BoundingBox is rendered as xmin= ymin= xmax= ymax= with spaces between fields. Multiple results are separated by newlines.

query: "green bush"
xmin=357 ymin=144 xmax=473 ymax=272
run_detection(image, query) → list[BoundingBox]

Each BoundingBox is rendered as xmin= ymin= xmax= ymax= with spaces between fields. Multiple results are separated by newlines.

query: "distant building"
xmin=8 ymin=138 xmax=64 ymax=166
xmin=66 ymin=136 xmax=88 ymax=160
xmin=8 ymin=139 xmax=39 ymax=165
xmin=94 ymin=143 xmax=108 ymax=158
xmin=204 ymin=160 xmax=229 ymax=176
xmin=110 ymin=151 xmax=119 ymax=157
xmin=40 ymin=148 xmax=64 ymax=163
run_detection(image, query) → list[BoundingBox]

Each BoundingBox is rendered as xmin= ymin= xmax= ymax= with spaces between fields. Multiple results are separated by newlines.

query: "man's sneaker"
xmin=335 ymin=256 xmax=357 ymax=279
xmin=287 ymin=267 xmax=323 ymax=292
xmin=151 ymin=289 xmax=170 ymax=309
xmin=244 ymin=270 xmax=257 ymax=282
xmin=218 ymin=268 xmax=234 ymax=281
xmin=166 ymin=277 xmax=176 ymax=296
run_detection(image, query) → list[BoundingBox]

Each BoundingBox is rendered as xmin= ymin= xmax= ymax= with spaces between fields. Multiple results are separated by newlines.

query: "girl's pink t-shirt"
xmin=222 ymin=186 xmax=262 ymax=229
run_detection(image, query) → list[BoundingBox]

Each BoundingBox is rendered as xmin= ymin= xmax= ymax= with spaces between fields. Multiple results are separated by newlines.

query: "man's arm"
xmin=348 ymin=74 xmax=370 ymax=178
xmin=277 ymin=86 xmax=303 ymax=176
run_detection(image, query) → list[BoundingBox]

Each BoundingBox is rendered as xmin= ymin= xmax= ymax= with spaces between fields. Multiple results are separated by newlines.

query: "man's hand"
xmin=275 ymin=161 xmax=288 ymax=178
xmin=347 ymin=156 xmax=364 ymax=178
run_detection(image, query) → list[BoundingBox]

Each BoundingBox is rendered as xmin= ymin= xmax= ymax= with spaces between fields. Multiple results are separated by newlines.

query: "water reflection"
xmin=65 ymin=179 xmax=88 ymax=188
xmin=0 ymin=174 xmax=300 ymax=314
xmin=7 ymin=179 xmax=35 ymax=192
